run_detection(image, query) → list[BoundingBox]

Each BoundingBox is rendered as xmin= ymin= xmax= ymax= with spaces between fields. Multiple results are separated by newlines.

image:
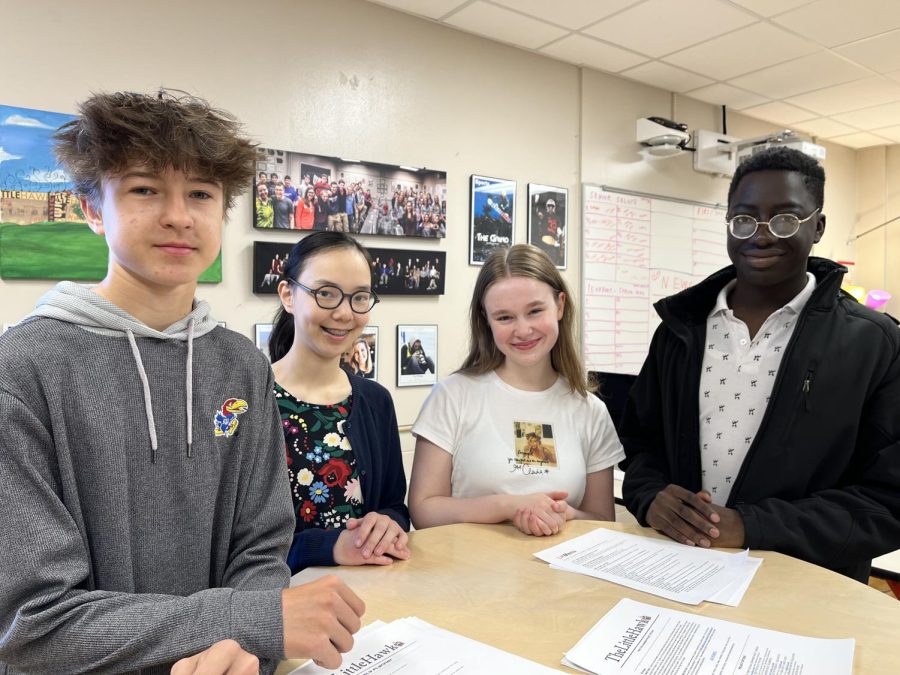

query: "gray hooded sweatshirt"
xmin=0 ymin=283 xmax=294 ymax=674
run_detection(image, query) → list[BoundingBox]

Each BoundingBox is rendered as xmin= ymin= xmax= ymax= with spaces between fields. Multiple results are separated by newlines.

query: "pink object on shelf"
xmin=864 ymin=290 xmax=891 ymax=310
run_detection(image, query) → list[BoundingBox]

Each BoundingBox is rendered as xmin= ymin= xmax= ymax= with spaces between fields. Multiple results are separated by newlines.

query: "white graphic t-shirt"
xmin=412 ymin=371 xmax=624 ymax=507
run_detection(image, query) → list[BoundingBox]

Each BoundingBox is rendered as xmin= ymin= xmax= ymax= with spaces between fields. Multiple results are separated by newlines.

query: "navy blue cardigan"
xmin=286 ymin=374 xmax=410 ymax=571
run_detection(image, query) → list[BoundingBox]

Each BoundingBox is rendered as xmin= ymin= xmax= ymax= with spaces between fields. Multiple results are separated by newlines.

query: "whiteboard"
xmin=582 ymin=184 xmax=731 ymax=376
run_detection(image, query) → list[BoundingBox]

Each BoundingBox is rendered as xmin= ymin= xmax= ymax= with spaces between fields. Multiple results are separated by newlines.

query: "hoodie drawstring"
xmin=127 ymin=322 xmax=196 ymax=463
xmin=186 ymin=319 xmax=194 ymax=457
xmin=126 ymin=329 xmax=160 ymax=463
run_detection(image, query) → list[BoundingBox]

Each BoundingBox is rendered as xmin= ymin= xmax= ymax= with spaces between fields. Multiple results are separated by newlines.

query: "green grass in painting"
xmin=0 ymin=221 xmax=221 ymax=282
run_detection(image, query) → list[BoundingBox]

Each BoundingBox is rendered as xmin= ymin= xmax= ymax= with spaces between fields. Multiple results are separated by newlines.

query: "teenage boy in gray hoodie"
xmin=0 ymin=91 xmax=364 ymax=674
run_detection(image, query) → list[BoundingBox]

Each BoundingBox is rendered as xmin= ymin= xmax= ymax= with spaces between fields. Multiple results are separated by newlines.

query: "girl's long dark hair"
xmin=269 ymin=231 xmax=373 ymax=362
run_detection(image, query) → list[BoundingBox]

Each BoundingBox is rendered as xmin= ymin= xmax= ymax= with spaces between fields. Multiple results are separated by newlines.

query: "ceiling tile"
xmin=444 ymin=1 xmax=569 ymax=49
xmin=540 ymin=34 xmax=647 ymax=72
xmin=792 ymin=117 xmax=858 ymax=138
xmin=785 ymin=77 xmax=900 ymax=116
xmin=828 ymin=131 xmax=890 ymax=149
xmin=869 ymin=125 xmax=900 ymax=143
xmin=686 ymin=83 xmax=769 ymax=110
xmin=772 ymin=0 xmax=900 ymax=47
xmin=582 ymin=0 xmax=756 ymax=58
xmin=619 ymin=61 xmax=713 ymax=93
xmin=490 ymin=0 xmax=641 ymax=30
xmin=730 ymin=52 xmax=870 ymax=99
xmin=742 ymin=101 xmax=817 ymax=126
xmin=663 ymin=22 xmax=818 ymax=80
xmin=367 ymin=0 xmax=466 ymax=20
xmin=832 ymin=101 xmax=900 ymax=129
xmin=837 ymin=29 xmax=900 ymax=74
xmin=728 ymin=0 xmax=816 ymax=17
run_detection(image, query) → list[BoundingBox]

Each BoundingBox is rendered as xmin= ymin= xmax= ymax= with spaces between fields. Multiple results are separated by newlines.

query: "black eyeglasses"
xmin=288 ymin=278 xmax=379 ymax=314
xmin=727 ymin=208 xmax=820 ymax=240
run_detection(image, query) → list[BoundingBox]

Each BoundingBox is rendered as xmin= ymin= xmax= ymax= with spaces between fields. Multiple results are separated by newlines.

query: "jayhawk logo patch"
xmin=214 ymin=398 xmax=248 ymax=437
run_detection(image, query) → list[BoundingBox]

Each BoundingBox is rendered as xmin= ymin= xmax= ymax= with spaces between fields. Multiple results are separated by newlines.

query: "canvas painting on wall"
xmin=0 ymin=103 xmax=222 ymax=282
xmin=253 ymin=146 xmax=446 ymax=238
xmin=252 ymin=241 xmax=294 ymax=294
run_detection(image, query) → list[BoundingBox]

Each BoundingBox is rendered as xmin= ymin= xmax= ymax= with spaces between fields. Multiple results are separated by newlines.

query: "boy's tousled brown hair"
xmin=458 ymin=244 xmax=594 ymax=397
xmin=53 ymin=89 xmax=256 ymax=210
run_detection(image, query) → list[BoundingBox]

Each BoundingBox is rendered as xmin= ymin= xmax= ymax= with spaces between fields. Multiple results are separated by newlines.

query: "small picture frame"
xmin=255 ymin=323 xmax=274 ymax=358
xmin=252 ymin=241 xmax=294 ymax=295
xmin=396 ymin=324 xmax=437 ymax=388
xmin=469 ymin=174 xmax=515 ymax=265
xmin=342 ymin=326 xmax=378 ymax=381
xmin=527 ymin=183 xmax=568 ymax=270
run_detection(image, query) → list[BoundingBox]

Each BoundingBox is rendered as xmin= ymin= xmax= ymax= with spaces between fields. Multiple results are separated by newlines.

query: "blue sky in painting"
xmin=0 ymin=104 xmax=76 ymax=191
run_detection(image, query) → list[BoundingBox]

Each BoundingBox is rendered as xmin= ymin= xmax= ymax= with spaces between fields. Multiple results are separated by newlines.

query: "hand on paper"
xmin=646 ymin=484 xmax=720 ymax=547
xmin=334 ymin=513 xmax=410 ymax=565
xmin=282 ymin=575 xmax=366 ymax=667
xmin=170 ymin=639 xmax=259 ymax=675
xmin=511 ymin=491 xmax=570 ymax=536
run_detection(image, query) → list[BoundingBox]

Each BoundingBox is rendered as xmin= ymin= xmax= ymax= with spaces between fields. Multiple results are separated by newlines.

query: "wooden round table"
xmin=279 ymin=521 xmax=900 ymax=673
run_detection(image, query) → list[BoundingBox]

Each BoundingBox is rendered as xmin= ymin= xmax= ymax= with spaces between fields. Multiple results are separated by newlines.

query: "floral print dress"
xmin=274 ymin=383 xmax=364 ymax=533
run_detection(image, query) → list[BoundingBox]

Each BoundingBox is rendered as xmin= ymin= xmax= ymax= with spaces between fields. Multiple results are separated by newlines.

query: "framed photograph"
xmin=397 ymin=324 xmax=437 ymax=388
xmin=252 ymin=241 xmax=294 ymax=294
xmin=253 ymin=146 xmax=446 ymax=238
xmin=527 ymin=183 xmax=568 ymax=270
xmin=469 ymin=174 xmax=515 ymax=265
xmin=342 ymin=326 xmax=378 ymax=381
xmin=369 ymin=247 xmax=446 ymax=296
xmin=255 ymin=323 xmax=273 ymax=358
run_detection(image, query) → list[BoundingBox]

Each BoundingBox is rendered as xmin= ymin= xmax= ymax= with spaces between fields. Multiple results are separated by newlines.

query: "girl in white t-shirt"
xmin=409 ymin=244 xmax=624 ymax=536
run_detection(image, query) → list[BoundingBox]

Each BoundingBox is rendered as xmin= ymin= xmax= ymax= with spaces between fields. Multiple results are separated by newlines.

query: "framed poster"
xmin=527 ymin=183 xmax=568 ymax=270
xmin=342 ymin=325 xmax=378 ymax=381
xmin=0 ymin=103 xmax=221 ymax=282
xmin=397 ymin=324 xmax=437 ymax=388
xmin=369 ymin=247 xmax=446 ymax=296
xmin=255 ymin=323 xmax=273 ymax=358
xmin=252 ymin=241 xmax=294 ymax=294
xmin=253 ymin=146 xmax=446 ymax=238
xmin=469 ymin=174 xmax=515 ymax=265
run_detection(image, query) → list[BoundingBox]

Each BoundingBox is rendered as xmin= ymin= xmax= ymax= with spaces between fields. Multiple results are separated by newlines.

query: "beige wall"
xmin=0 ymin=0 xmax=880 ymax=471
xmin=853 ymin=146 xmax=900 ymax=316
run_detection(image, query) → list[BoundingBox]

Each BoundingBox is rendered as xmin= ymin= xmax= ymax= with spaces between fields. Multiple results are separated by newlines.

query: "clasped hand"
xmin=334 ymin=512 xmax=410 ymax=565
xmin=511 ymin=491 xmax=573 ymax=536
xmin=646 ymin=484 xmax=745 ymax=548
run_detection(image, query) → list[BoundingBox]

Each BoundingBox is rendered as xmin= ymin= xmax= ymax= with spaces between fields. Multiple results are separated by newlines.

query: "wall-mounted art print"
xmin=527 ymin=183 xmax=568 ymax=270
xmin=397 ymin=324 xmax=437 ymax=388
xmin=255 ymin=323 xmax=273 ymax=357
xmin=341 ymin=325 xmax=378 ymax=381
xmin=369 ymin=247 xmax=446 ymax=296
xmin=252 ymin=241 xmax=294 ymax=294
xmin=469 ymin=174 xmax=514 ymax=265
xmin=0 ymin=103 xmax=221 ymax=282
xmin=253 ymin=146 xmax=446 ymax=238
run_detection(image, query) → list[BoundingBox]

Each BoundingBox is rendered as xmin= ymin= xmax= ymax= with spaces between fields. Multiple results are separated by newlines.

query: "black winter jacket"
xmin=620 ymin=257 xmax=900 ymax=582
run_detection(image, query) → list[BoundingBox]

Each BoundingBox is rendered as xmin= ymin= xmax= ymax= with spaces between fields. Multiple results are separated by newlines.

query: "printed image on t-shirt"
xmin=513 ymin=421 xmax=558 ymax=467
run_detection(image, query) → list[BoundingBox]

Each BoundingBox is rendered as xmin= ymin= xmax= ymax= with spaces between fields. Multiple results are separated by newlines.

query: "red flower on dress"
xmin=299 ymin=500 xmax=317 ymax=522
xmin=318 ymin=458 xmax=351 ymax=488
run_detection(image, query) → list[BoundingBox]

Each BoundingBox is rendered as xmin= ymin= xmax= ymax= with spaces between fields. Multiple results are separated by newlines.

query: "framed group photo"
xmin=397 ymin=324 xmax=437 ymax=388
xmin=252 ymin=241 xmax=294 ymax=294
xmin=341 ymin=326 xmax=378 ymax=381
xmin=369 ymin=247 xmax=446 ymax=296
xmin=469 ymin=174 xmax=515 ymax=265
xmin=527 ymin=183 xmax=568 ymax=270
xmin=253 ymin=146 xmax=447 ymax=238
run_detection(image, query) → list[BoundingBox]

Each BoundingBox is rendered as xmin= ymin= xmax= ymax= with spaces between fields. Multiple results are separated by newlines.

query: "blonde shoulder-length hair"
xmin=457 ymin=244 xmax=594 ymax=397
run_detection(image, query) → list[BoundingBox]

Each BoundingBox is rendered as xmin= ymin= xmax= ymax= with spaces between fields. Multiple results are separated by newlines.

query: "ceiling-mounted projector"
xmin=636 ymin=117 xmax=690 ymax=156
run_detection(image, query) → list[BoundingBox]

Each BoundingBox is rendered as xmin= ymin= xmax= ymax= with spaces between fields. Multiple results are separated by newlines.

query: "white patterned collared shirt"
xmin=699 ymin=273 xmax=816 ymax=505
